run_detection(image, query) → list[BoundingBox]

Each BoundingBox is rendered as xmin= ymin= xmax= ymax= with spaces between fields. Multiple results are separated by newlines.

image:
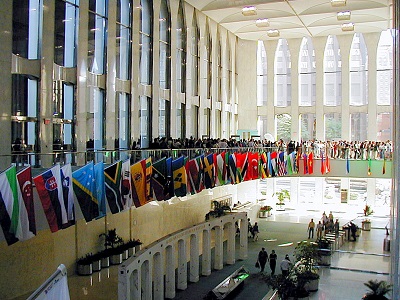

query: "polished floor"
xmin=17 ymin=202 xmax=391 ymax=300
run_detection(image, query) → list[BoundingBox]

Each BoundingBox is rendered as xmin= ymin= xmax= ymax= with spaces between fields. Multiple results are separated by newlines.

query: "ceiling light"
xmin=337 ymin=11 xmax=351 ymax=21
xmin=256 ymin=18 xmax=270 ymax=27
xmin=331 ymin=0 xmax=346 ymax=7
xmin=242 ymin=6 xmax=257 ymax=16
xmin=341 ymin=22 xmax=354 ymax=31
xmin=267 ymin=29 xmax=280 ymax=37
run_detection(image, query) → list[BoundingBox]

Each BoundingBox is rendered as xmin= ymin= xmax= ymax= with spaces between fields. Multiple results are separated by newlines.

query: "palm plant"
xmin=362 ymin=280 xmax=392 ymax=300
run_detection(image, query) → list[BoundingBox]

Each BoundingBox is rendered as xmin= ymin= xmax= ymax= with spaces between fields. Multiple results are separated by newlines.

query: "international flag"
xmin=72 ymin=162 xmax=99 ymax=222
xmin=277 ymin=152 xmax=286 ymax=176
xmin=303 ymin=153 xmax=308 ymax=174
xmin=152 ymin=157 xmax=167 ymax=201
xmin=320 ymin=153 xmax=326 ymax=175
xmin=270 ymin=152 xmax=278 ymax=176
xmin=145 ymin=158 xmax=153 ymax=202
xmin=104 ymin=161 xmax=123 ymax=214
xmin=120 ymin=160 xmax=133 ymax=210
xmin=325 ymin=154 xmax=331 ymax=174
xmin=237 ymin=152 xmax=249 ymax=182
xmin=295 ymin=151 xmax=300 ymax=174
xmin=215 ymin=152 xmax=227 ymax=186
xmin=367 ymin=158 xmax=372 ymax=176
xmin=186 ymin=155 xmax=204 ymax=194
xmin=248 ymin=152 xmax=259 ymax=180
xmin=203 ymin=153 xmax=215 ymax=189
xmin=286 ymin=153 xmax=293 ymax=175
xmin=165 ymin=157 xmax=174 ymax=199
xmin=382 ymin=157 xmax=386 ymax=175
xmin=94 ymin=162 xmax=106 ymax=218
xmin=346 ymin=154 xmax=350 ymax=174
xmin=0 ymin=166 xmax=35 ymax=245
xmin=308 ymin=152 xmax=314 ymax=174
xmin=228 ymin=153 xmax=238 ymax=184
xmin=259 ymin=152 xmax=269 ymax=178
xmin=34 ymin=165 xmax=68 ymax=232
xmin=60 ymin=164 xmax=75 ymax=225
xmin=172 ymin=156 xmax=187 ymax=197
xmin=130 ymin=159 xmax=147 ymax=207
xmin=16 ymin=166 xmax=36 ymax=235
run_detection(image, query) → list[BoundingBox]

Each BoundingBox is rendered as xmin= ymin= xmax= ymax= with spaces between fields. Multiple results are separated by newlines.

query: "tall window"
xmin=11 ymin=75 xmax=39 ymax=158
xmin=159 ymin=0 xmax=171 ymax=89
xmin=217 ymin=36 xmax=222 ymax=102
xmin=118 ymin=92 xmax=130 ymax=150
xmin=139 ymin=96 xmax=151 ymax=148
xmin=351 ymin=113 xmax=368 ymax=141
xmin=226 ymin=37 xmax=232 ymax=104
xmin=324 ymin=113 xmax=342 ymax=140
xmin=176 ymin=102 xmax=185 ymax=140
xmin=257 ymin=41 xmax=267 ymax=106
xmin=54 ymin=0 xmax=79 ymax=67
xmin=350 ymin=33 xmax=368 ymax=106
xmin=192 ymin=105 xmax=199 ymax=139
xmin=324 ymin=35 xmax=342 ymax=106
xmin=191 ymin=13 xmax=200 ymax=96
xmin=274 ymin=39 xmax=291 ymax=107
xmin=140 ymin=0 xmax=153 ymax=85
xmin=298 ymin=37 xmax=316 ymax=106
xmin=176 ymin=1 xmax=186 ymax=93
xmin=206 ymin=23 xmax=212 ymax=100
xmin=12 ymin=0 xmax=42 ymax=59
xmin=376 ymin=112 xmax=392 ymax=141
xmin=377 ymin=30 xmax=393 ymax=105
xmin=300 ymin=114 xmax=316 ymax=141
xmin=88 ymin=0 xmax=108 ymax=74
xmin=88 ymin=88 xmax=106 ymax=150
xmin=53 ymin=81 xmax=75 ymax=151
xmin=116 ymin=0 xmax=132 ymax=80
xmin=276 ymin=114 xmax=291 ymax=142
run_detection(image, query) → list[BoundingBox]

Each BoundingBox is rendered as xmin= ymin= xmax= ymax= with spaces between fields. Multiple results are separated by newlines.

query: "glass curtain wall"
xmin=298 ymin=37 xmax=316 ymax=106
xmin=350 ymin=33 xmax=368 ymax=106
xmin=116 ymin=0 xmax=132 ymax=80
xmin=257 ymin=41 xmax=267 ymax=107
xmin=176 ymin=1 xmax=186 ymax=139
xmin=324 ymin=35 xmax=342 ymax=106
xmin=191 ymin=13 xmax=200 ymax=97
xmin=206 ymin=22 xmax=212 ymax=100
xmin=274 ymin=39 xmax=291 ymax=107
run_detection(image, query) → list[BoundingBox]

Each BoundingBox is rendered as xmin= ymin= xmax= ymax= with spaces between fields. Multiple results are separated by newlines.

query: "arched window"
xmin=257 ymin=41 xmax=267 ymax=106
xmin=159 ymin=0 xmax=171 ymax=138
xmin=274 ymin=39 xmax=291 ymax=107
xmin=298 ymin=37 xmax=316 ymax=106
xmin=226 ymin=36 xmax=232 ymax=104
xmin=191 ymin=13 xmax=200 ymax=96
xmin=116 ymin=0 xmax=132 ymax=80
xmin=217 ymin=32 xmax=222 ymax=102
xmin=323 ymin=35 xmax=341 ymax=106
xmin=349 ymin=33 xmax=368 ymax=106
xmin=377 ymin=29 xmax=393 ymax=105
xmin=205 ymin=21 xmax=212 ymax=100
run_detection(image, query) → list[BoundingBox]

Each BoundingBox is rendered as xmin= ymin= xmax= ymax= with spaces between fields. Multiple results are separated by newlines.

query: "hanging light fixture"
xmin=267 ymin=29 xmax=280 ymax=37
xmin=256 ymin=18 xmax=270 ymax=27
xmin=242 ymin=6 xmax=257 ymax=16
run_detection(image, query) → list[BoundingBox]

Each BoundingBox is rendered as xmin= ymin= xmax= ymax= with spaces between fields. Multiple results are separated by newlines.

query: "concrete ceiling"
xmin=184 ymin=0 xmax=393 ymax=40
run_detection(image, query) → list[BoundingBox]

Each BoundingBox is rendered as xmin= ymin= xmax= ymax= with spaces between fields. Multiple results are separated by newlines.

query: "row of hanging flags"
xmin=0 ymin=150 xmax=385 ymax=245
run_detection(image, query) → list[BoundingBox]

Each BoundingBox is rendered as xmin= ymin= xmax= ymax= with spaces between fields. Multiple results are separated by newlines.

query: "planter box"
xmin=276 ymin=204 xmax=285 ymax=211
xmin=122 ymin=249 xmax=129 ymax=260
xmin=362 ymin=221 xmax=371 ymax=231
xmin=128 ymin=247 xmax=135 ymax=257
xmin=304 ymin=278 xmax=319 ymax=292
xmin=101 ymin=256 xmax=110 ymax=268
xmin=77 ymin=263 xmax=92 ymax=276
xmin=110 ymin=253 xmax=123 ymax=265
xmin=92 ymin=260 xmax=101 ymax=272
xmin=259 ymin=211 xmax=269 ymax=218
xmin=318 ymin=254 xmax=331 ymax=266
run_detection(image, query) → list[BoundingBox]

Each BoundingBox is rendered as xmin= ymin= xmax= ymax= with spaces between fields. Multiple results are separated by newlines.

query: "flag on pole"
xmin=368 ymin=158 xmax=372 ymax=176
xmin=303 ymin=153 xmax=308 ymax=175
xmin=94 ymin=162 xmax=106 ymax=218
xmin=215 ymin=152 xmax=227 ymax=186
xmin=270 ymin=151 xmax=278 ymax=176
xmin=72 ymin=162 xmax=99 ymax=222
xmin=320 ymin=153 xmax=326 ymax=175
xmin=248 ymin=152 xmax=259 ymax=180
xmin=145 ymin=157 xmax=153 ymax=202
xmin=203 ymin=154 xmax=215 ymax=189
xmin=346 ymin=153 xmax=350 ymax=174
xmin=120 ymin=160 xmax=133 ymax=210
xmin=277 ymin=152 xmax=286 ymax=176
xmin=130 ymin=159 xmax=147 ymax=207
xmin=259 ymin=152 xmax=269 ymax=178
xmin=228 ymin=153 xmax=238 ymax=184
xmin=16 ymin=166 xmax=36 ymax=235
xmin=0 ymin=166 xmax=35 ymax=245
xmin=60 ymin=164 xmax=75 ymax=225
xmin=382 ymin=157 xmax=386 ymax=175
xmin=104 ymin=161 xmax=123 ymax=214
xmin=152 ymin=157 xmax=167 ymax=201
xmin=186 ymin=155 xmax=204 ymax=194
xmin=308 ymin=152 xmax=314 ymax=174
xmin=34 ymin=165 xmax=68 ymax=232
xmin=165 ymin=157 xmax=174 ymax=199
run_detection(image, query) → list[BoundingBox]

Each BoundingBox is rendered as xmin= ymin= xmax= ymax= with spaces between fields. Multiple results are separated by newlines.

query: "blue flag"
xmin=94 ymin=162 xmax=106 ymax=218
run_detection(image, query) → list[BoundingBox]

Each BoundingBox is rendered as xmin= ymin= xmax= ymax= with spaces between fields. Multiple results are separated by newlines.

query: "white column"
xmin=202 ymin=229 xmax=212 ymax=276
xmin=239 ymin=216 xmax=248 ymax=260
xmin=265 ymin=41 xmax=278 ymax=137
xmin=142 ymin=260 xmax=152 ymax=300
xmin=189 ymin=234 xmax=200 ymax=282
xmin=314 ymin=37 xmax=326 ymax=140
xmin=367 ymin=178 xmax=376 ymax=207
xmin=289 ymin=39 xmax=302 ymax=142
xmin=315 ymin=177 xmax=324 ymax=205
xmin=131 ymin=269 xmax=141 ymax=300
xmin=165 ymin=245 xmax=176 ymax=299
xmin=226 ymin=221 xmax=236 ymax=265
xmin=177 ymin=239 xmax=187 ymax=290
xmin=214 ymin=225 xmax=224 ymax=270
xmin=153 ymin=252 xmax=164 ymax=300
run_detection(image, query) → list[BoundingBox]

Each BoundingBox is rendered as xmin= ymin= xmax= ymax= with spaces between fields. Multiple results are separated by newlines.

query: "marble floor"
xmin=18 ymin=203 xmax=392 ymax=300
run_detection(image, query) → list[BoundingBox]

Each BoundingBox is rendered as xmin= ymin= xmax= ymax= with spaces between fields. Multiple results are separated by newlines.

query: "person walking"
xmin=252 ymin=222 xmax=259 ymax=241
xmin=307 ymin=218 xmax=315 ymax=239
xmin=258 ymin=247 xmax=268 ymax=272
xmin=248 ymin=218 xmax=253 ymax=238
xmin=280 ymin=254 xmax=291 ymax=277
xmin=269 ymin=250 xmax=277 ymax=276
xmin=334 ymin=219 xmax=340 ymax=237
xmin=316 ymin=220 xmax=324 ymax=240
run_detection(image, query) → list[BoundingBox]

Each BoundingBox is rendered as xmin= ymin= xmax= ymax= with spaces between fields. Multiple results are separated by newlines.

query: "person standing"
xmin=248 ymin=218 xmax=253 ymax=238
xmin=269 ymin=250 xmax=277 ymax=276
xmin=258 ymin=247 xmax=268 ymax=272
xmin=308 ymin=218 xmax=315 ymax=239
xmin=252 ymin=222 xmax=259 ymax=241
xmin=280 ymin=254 xmax=291 ymax=277
xmin=334 ymin=219 xmax=340 ymax=237
xmin=316 ymin=220 xmax=324 ymax=240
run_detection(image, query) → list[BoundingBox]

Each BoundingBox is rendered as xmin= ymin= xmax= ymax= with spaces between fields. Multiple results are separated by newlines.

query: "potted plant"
xmin=294 ymin=241 xmax=320 ymax=292
xmin=273 ymin=189 xmax=290 ymax=211
xmin=99 ymin=228 xmax=124 ymax=265
xmin=362 ymin=205 xmax=373 ymax=231
xmin=362 ymin=279 xmax=392 ymax=300
xmin=259 ymin=205 xmax=273 ymax=218
xmin=205 ymin=201 xmax=232 ymax=220
xmin=316 ymin=238 xmax=332 ymax=266
xmin=124 ymin=238 xmax=142 ymax=257
xmin=263 ymin=272 xmax=309 ymax=300
xmin=76 ymin=253 xmax=94 ymax=275
xmin=91 ymin=252 xmax=102 ymax=272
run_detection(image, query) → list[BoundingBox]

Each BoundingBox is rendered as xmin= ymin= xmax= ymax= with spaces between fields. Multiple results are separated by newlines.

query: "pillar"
xmin=214 ymin=225 xmax=224 ymax=270
xmin=153 ymin=252 xmax=164 ymax=300
xmin=165 ymin=245 xmax=176 ymax=299
xmin=142 ymin=260 xmax=152 ymax=300
xmin=226 ymin=221 xmax=236 ymax=265
xmin=239 ymin=217 xmax=248 ymax=260
xmin=189 ymin=234 xmax=200 ymax=282
xmin=202 ymin=229 xmax=212 ymax=276
xmin=131 ymin=269 xmax=141 ymax=300
xmin=177 ymin=239 xmax=187 ymax=290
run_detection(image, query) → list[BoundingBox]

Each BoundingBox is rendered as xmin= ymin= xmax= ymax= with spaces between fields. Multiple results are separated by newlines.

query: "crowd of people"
xmin=307 ymin=211 xmax=341 ymax=240
xmin=132 ymin=136 xmax=392 ymax=161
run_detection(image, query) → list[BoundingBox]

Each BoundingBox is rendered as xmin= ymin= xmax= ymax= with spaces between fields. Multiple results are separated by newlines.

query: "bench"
xmin=206 ymin=266 xmax=249 ymax=300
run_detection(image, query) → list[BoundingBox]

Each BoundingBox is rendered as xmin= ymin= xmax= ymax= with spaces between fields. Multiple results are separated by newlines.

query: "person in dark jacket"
xmin=269 ymin=250 xmax=277 ymax=276
xmin=258 ymin=247 xmax=268 ymax=272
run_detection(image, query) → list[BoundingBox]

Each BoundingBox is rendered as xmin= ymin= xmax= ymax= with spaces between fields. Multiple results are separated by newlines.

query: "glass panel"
xmin=325 ymin=113 xmax=342 ymax=141
xmin=158 ymin=98 xmax=170 ymax=138
xmin=349 ymin=33 xmax=368 ymax=106
xmin=323 ymin=177 xmax=341 ymax=204
xmin=274 ymin=39 xmax=291 ymax=107
xmin=191 ymin=14 xmax=199 ymax=96
xmin=300 ymin=113 xmax=316 ymax=141
xmin=324 ymin=35 xmax=342 ymax=106
xmin=299 ymin=178 xmax=316 ymax=204
xmin=118 ymin=93 xmax=130 ymax=150
xmin=376 ymin=112 xmax=392 ymax=142
xmin=257 ymin=41 xmax=267 ymax=106
xmin=140 ymin=96 xmax=151 ymax=148
xmin=176 ymin=1 xmax=186 ymax=93
xmin=350 ymin=113 xmax=368 ymax=141
xmin=349 ymin=179 xmax=367 ymax=205
xmin=377 ymin=30 xmax=393 ymax=105
xmin=276 ymin=114 xmax=291 ymax=142
xmin=140 ymin=0 xmax=153 ymax=85
xmin=299 ymin=37 xmax=316 ymax=106
xmin=159 ymin=0 xmax=171 ymax=89
xmin=88 ymin=1 xmax=108 ymax=74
